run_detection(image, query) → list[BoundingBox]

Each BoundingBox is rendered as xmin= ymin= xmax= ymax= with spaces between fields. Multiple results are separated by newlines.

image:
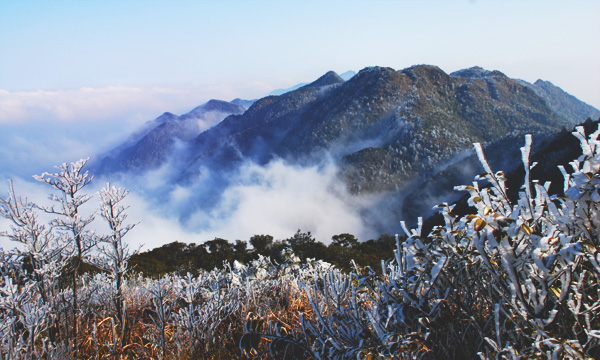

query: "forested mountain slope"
xmin=93 ymin=65 xmax=600 ymax=235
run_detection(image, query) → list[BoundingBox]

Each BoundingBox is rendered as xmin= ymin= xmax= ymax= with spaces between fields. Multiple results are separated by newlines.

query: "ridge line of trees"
xmin=129 ymin=231 xmax=397 ymax=278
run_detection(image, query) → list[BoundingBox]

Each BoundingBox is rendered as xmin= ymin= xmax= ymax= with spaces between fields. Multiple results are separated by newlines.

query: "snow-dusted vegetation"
xmin=1 ymin=124 xmax=598 ymax=359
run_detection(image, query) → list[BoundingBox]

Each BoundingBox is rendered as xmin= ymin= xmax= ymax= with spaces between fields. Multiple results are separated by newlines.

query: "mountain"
xmin=267 ymin=70 xmax=356 ymax=96
xmin=528 ymin=79 xmax=600 ymax=122
xmin=339 ymin=70 xmax=357 ymax=80
xmin=94 ymin=65 xmax=600 ymax=236
xmin=94 ymin=99 xmax=248 ymax=174
xmin=180 ymin=70 xmax=348 ymax=181
xmin=182 ymin=65 xmax=590 ymax=191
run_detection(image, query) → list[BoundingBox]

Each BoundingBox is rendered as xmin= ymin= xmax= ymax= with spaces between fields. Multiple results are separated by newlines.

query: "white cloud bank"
xmin=182 ymin=159 xmax=382 ymax=244
xmin=0 ymin=158 xmax=389 ymax=253
xmin=0 ymin=79 xmax=294 ymax=125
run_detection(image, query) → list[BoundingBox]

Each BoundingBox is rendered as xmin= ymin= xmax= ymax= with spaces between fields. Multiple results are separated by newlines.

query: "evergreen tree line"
xmin=129 ymin=231 xmax=398 ymax=277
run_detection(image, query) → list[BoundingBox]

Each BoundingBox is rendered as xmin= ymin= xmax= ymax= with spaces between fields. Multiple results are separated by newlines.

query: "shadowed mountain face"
xmin=94 ymin=65 xmax=600 ymax=236
xmin=179 ymin=65 xmax=594 ymax=191
xmin=94 ymin=99 xmax=249 ymax=174
xmin=528 ymin=79 xmax=600 ymax=123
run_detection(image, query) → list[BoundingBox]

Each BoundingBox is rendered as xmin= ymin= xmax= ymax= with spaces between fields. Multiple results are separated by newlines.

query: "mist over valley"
xmin=54 ymin=64 xmax=600 ymax=249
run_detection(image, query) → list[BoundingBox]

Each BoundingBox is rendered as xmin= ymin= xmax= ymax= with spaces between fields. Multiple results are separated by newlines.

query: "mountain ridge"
xmin=94 ymin=99 xmax=248 ymax=174
xmin=93 ymin=64 xmax=600 ymax=236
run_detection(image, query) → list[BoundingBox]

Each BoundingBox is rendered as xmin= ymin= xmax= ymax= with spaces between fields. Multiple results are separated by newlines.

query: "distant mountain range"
xmin=92 ymin=65 xmax=600 ymax=235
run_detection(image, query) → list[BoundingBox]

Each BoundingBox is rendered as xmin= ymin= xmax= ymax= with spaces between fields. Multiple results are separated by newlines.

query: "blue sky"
xmin=1 ymin=1 xmax=599 ymax=103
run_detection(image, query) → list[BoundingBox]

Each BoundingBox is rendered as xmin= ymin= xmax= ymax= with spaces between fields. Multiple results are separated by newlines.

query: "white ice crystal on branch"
xmin=33 ymin=158 xmax=96 ymax=345
xmin=92 ymin=182 xmax=139 ymax=331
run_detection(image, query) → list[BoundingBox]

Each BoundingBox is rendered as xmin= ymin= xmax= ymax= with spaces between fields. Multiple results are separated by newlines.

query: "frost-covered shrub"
xmin=0 ymin=160 xmax=142 ymax=358
xmin=144 ymin=275 xmax=177 ymax=359
xmin=0 ymin=263 xmax=53 ymax=359
xmin=243 ymin=124 xmax=600 ymax=359
xmin=33 ymin=158 xmax=97 ymax=347
xmin=372 ymin=126 xmax=599 ymax=359
xmin=171 ymin=268 xmax=245 ymax=357
xmin=0 ymin=182 xmax=67 ymax=359
xmin=407 ymin=126 xmax=596 ymax=358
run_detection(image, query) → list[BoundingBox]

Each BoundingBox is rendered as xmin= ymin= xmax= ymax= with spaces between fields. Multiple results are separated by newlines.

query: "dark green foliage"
xmin=130 ymin=241 xmax=208 ymax=277
xmin=249 ymin=234 xmax=273 ymax=252
xmin=129 ymin=231 xmax=399 ymax=277
xmin=204 ymin=237 xmax=235 ymax=269
xmin=331 ymin=233 xmax=359 ymax=247
xmin=287 ymin=230 xmax=317 ymax=259
xmin=234 ymin=239 xmax=252 ymax=264
xmin=326 ymin=233 xmax=399 ymax=272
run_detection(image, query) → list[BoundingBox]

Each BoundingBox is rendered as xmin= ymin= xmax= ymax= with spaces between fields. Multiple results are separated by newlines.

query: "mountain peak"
xmin=451 ymin=66 xmax=506 ymax=79
xmin=181 ymin=99 xmax=246 ymax=120
xmin=339 ymin=70 xmax=357 ymax=80
xmin=347 ymin=66 xmax=395 ymax=85
xmin=303 ymin=71 xmax=345 ymax=88
xmin=156 ymin=112 xmax=178 ymax=123
xmin=405 ymin=64 xmax=444 ymax=73
xmin=402 ymin=64 xmax=449 ymax=82
xmin=357 ymin=66 xmax=394 ymax=76
xmin=534 ymin=79 xmax=554 ymax=88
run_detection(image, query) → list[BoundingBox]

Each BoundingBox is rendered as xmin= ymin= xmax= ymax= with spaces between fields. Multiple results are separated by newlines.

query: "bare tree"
xmin=34 ymin=158 xmax=95 ymax=344
xmin=0 ymin=180 xmax=63 ymax=305
xmin=94 ymin=183 xmax=139 ymax=335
